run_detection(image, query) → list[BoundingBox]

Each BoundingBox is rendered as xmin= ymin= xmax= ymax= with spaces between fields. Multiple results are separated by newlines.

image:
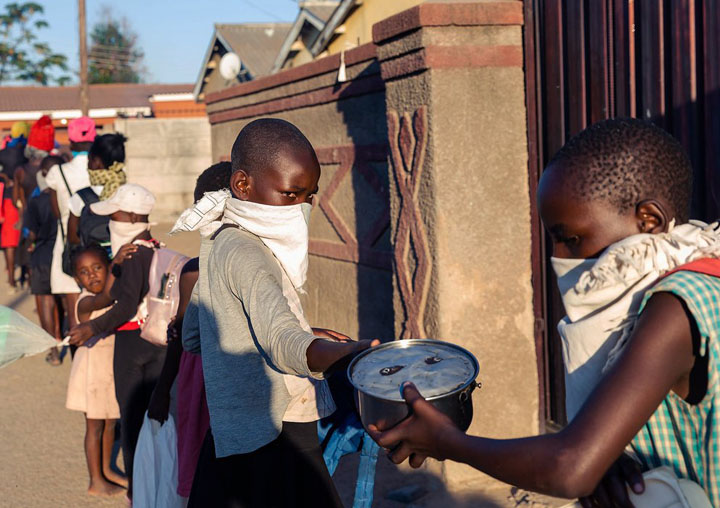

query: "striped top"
xmin=630 ymin=270 xmax=720 ymax=505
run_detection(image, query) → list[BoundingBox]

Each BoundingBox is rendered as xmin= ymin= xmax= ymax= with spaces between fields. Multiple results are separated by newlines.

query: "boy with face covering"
xmin=68 ymin=183 xmax=163 ymax=501
xmin=369 ymin=118 xmax=720 ymax=506
xmin=184 ymin=119 xmax=378 ymax=507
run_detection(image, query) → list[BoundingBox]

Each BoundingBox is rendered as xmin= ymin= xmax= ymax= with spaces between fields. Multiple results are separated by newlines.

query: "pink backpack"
xmin=135 ymin=241 xmax=189 ymax=346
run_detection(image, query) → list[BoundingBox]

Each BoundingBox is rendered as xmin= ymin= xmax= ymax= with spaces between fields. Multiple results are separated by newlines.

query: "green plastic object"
xmin=0 ymin=305 xmax=57 ymax=369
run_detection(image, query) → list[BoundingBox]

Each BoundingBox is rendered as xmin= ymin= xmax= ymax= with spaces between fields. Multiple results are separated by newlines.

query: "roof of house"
xmin=309 ymin=0 xmax=357 ymax=56
xmin=271 ymin=1 xmax=340 ymax=73
xmin=194 ymin=22 xmax=292 ymax=100
xmin=215 ymin=23 xmax=292 ymax=77
xmin=0 ymin=83 xmax=193 ymax=113
xmin=304 ymin=3 xmax=339 ymax=24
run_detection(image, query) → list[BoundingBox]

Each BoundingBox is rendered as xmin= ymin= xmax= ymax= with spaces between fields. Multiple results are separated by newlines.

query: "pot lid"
xmin=349 ymin=340 xmax=477 ymax=401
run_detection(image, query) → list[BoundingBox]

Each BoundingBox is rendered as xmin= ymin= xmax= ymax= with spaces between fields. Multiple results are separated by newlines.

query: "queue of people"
xmin=3 ymin=113 xmax=720 ymax=508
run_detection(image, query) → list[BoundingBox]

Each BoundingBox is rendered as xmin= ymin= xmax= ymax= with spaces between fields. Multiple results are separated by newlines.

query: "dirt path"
xmin=0 ymin=289 xmax=126 ymax=508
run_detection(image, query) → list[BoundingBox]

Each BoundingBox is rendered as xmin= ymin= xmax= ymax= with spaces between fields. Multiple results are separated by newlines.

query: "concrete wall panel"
xmin=114 ymin=117 xmax=212 ymax=223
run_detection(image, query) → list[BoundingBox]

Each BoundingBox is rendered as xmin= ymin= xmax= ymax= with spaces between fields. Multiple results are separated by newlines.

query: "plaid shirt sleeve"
xmin=630 ymin=270 xmax=720 ymax=504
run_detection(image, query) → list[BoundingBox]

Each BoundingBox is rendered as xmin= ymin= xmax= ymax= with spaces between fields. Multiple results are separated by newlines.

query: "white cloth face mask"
xmin=109 ymin=220 xmax=150 ymax=257
xmin=223 ymin=198 xmax=313 ymax=289
xmin=550 ymin=256 xmax=598 ymax=304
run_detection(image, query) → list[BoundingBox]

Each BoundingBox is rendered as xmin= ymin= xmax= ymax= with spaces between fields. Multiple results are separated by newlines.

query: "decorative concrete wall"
xmin=205 ymin=44 xmax=395 ymax=340
xmin=374 ymin=1 xmax=536 ymax=488
xmin=113 ymin=117 xmax=212 ymax=223
xmin=205 ymin=0 xmax=537 ymax=494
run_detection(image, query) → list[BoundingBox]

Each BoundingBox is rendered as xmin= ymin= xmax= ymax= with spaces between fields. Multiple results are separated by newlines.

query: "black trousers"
xmin=113 ymin=329 xmax=166 ymax=497
xmin=188 ymin=422 xmax=344 ymax=508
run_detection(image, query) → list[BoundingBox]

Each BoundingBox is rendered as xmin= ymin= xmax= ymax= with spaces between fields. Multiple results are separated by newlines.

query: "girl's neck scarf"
xmin=170 ymin=189 xmax=229 ymax=239
xmin=88 ymin=161 xmax=127 ymax=201
xmin=553 ymin=221 xmax=720 ymax=420
xmin=170 ymin=189 xmax=312 ymax=289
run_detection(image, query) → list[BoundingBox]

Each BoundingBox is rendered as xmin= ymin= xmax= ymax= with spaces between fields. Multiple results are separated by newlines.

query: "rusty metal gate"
xmin=524 ymin=0 xmax=720 ymax=426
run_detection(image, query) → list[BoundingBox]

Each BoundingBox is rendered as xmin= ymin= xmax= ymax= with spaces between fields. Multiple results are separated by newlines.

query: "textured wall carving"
xmin=310 ymin=145 xmax=392 ymax=270
xmin=387 ymin=107 xmax=431 ymax=339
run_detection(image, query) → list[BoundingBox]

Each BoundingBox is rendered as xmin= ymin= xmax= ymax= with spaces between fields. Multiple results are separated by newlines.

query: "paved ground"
xmin=0 ymin=224 xmax=567 ymax=507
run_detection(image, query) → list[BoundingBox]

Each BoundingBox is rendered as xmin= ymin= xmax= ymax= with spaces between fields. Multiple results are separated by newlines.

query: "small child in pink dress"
xmin=66 ymin=244 xmax=134 ymax=497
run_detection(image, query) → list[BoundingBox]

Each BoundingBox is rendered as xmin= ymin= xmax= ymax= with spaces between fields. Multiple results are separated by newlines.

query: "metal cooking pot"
xmin=347 ymin=339 xmax=479 ymax=432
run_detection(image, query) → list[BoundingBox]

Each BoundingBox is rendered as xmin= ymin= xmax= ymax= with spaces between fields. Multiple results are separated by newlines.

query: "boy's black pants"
xmin=113 ymin=329 xmax=166 ymax=498
xmin=188 ymin=421 xmax=344 ymax=508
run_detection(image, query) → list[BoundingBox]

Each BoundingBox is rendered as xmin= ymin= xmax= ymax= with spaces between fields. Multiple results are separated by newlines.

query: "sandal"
xmin=45 ymin=348 xmax=62 ymax=366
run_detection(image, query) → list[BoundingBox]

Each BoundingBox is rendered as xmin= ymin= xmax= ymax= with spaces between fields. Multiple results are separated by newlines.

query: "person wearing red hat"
xmin=0 ymin=118 xmax=47 ymax=288
xmin=45 ymin=116 xmax=96 ymax=330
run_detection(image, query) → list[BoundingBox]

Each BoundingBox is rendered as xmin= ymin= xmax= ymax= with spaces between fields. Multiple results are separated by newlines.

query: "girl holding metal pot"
xmin=369 ymin=119 xmax=720 ymax=507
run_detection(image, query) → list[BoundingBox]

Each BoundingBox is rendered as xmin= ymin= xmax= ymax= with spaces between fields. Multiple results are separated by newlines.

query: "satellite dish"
xmin=219 ymin=52 xmax=242 ymax=80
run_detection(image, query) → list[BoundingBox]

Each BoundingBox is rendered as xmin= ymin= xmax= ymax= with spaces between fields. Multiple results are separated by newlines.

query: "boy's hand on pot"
xmin=68 ymin=322 xmax=94 ymax=346
xmin=367 ymin=382 xmax=463 ymax=467
xmin=579 ymin=453 xmax=643 ymax=508
xmin=307 ymin=338 xmax=380 ymax=373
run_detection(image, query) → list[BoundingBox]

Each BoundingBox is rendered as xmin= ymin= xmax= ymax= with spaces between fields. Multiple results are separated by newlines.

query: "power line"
xmin=88 ymin=51 xmax=138 ymax=61
xmin=239 ymin=0 xmax=286 ymax=21
xmin=91 ymin=44 xmax=134 ymax=53
xmin=88 ymin=55 xmax=138 ymax=65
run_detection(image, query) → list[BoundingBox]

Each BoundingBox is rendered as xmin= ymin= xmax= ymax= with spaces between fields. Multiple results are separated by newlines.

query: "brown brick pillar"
xmin=375 ymin=1 xmax=540 ymax=489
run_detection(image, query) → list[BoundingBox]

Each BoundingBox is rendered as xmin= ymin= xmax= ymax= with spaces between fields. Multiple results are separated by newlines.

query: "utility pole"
xmin=78 ymin=0 xmax=89 ymax=116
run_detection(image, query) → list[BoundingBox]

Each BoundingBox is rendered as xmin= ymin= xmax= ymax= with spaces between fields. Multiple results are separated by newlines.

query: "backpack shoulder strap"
xmin=57 ymin=163 xmax=72 ymax=195
xmin=76 ymin=186 xmax=99 ymax=206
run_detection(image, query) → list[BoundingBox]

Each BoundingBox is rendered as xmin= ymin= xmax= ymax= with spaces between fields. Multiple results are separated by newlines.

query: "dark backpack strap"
xmin=57 ymin=163 xmax=72 ymax=196
xmin=210 ymin=223 xmax=238 ymax=240
xmin=76 ymin=186 xmax=99 ymax=206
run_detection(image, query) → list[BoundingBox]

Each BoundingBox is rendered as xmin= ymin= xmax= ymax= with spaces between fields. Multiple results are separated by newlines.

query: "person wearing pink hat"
xmin=45 ymin=116 xmax=97 ymax=333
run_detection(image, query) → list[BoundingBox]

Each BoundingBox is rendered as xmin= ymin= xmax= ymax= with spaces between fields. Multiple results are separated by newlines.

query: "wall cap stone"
xmin=205 ymin=43 xmax=376 ymax=106
xmin=379 ymin=45 xmax=523 ymax=81
xmin=373 ymin=2 xmax=524 ymax=44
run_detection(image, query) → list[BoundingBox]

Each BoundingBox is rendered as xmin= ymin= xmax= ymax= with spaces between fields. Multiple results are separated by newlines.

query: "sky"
xmin=37 ymin=0 xmax=301 ymax=85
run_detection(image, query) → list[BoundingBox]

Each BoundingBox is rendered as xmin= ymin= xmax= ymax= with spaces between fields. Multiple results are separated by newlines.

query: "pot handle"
xmin=458 ymin=380 xmax=479 ymax=403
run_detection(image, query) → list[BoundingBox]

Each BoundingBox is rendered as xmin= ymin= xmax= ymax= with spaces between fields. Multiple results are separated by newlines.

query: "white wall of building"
xmin=114 ymin=117 xmax=212 ymax=223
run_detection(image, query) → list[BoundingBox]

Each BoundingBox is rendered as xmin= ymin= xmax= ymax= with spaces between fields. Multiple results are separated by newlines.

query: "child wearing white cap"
xmin=68 ymin=183 xmax=165 ymax=501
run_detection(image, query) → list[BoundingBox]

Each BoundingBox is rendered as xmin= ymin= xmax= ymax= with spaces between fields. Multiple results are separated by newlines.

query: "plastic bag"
xmin=561 ymin=467 xmax=712 ymax=508
xmin=0 ymin=305 xmax=58 ymax=369
xmin=133 ymin=413 xmax=185 ymax=507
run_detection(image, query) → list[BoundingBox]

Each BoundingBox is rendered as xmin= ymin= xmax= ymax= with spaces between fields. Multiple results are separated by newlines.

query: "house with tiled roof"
xmin=0 ymin=83 xmax=205 ymax=143
xmin=271 ymin=1 xmax=339 ymax=73
xmin=193 ymin=23 xmax=292 ymax=101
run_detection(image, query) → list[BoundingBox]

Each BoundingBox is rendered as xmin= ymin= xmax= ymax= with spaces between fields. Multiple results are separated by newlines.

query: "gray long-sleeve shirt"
xmin=183 ymin=227 xmax=322 ymax=457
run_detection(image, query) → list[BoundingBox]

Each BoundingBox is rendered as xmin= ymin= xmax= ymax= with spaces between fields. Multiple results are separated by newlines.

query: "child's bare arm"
xmin=369 ymin=292 xmax=696 ymax=499
xmin=76 ymin=296 xmax=93 ymax=324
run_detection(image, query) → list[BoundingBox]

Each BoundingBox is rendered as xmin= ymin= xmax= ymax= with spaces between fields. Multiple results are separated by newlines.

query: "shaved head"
xmin=230 ymin=118 xmax=318 ymax=176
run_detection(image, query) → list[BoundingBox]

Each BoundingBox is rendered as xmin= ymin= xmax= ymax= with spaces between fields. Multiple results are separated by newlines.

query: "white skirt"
xmin=50 ymin=226 xmax=80 ymax=295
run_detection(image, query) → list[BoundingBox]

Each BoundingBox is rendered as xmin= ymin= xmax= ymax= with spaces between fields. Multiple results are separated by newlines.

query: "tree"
xmin=88 ymin=7 xmax=144 ymax=84
xmin=0 ymin=2 xmax=70 ymax=85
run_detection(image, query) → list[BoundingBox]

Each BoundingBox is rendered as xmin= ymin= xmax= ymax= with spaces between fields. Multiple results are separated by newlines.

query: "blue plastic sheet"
xmin=319 ymin=411 xmax=379 ymax=508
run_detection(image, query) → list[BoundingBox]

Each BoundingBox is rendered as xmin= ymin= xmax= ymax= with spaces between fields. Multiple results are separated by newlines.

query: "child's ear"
xmin=635 ymin=200 xmax=669 ymax=234
xmin=230 ymin=170 xmax=250 ymax=200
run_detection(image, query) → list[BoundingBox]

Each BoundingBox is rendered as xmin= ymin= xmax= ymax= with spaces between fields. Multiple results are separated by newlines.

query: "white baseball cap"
xmin=90 ymin=183 xmax=156 ymax=216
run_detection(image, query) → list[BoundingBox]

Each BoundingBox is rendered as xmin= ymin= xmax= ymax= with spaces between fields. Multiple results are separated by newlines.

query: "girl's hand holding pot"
xmin=367 ymin=382 xmax=466 ymax=469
